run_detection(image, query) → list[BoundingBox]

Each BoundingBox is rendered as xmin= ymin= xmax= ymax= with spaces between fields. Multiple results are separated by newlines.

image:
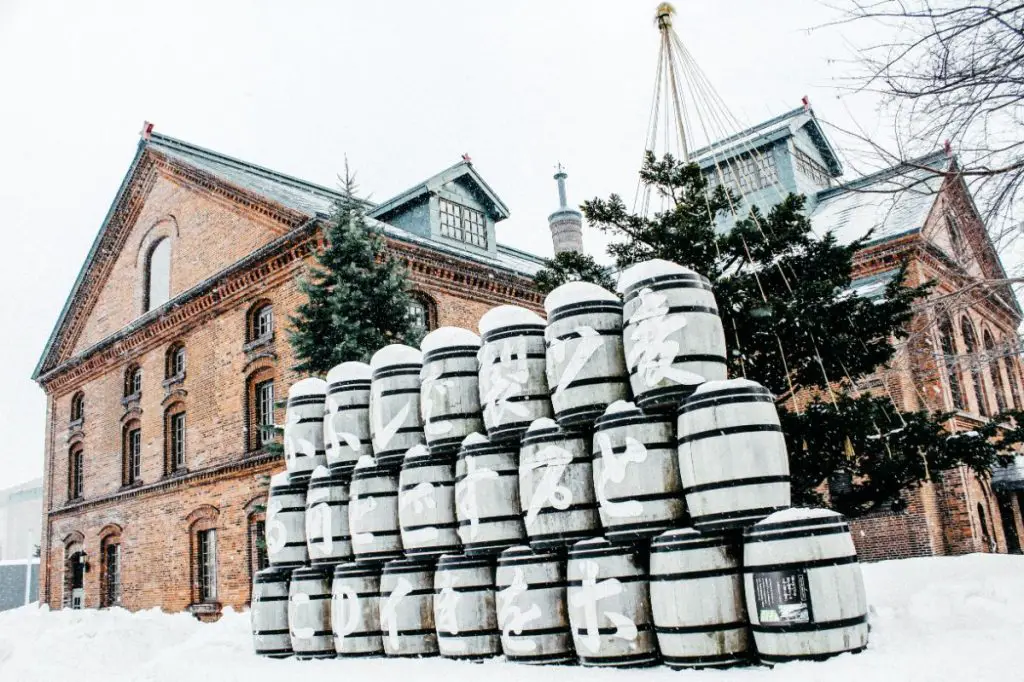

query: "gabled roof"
xmin=810 ymin=151 xmax=949 ymax=246
xmin=33 ymin=131 xmax=541 ymax=381
xmin=369 ymin=160 xmax=511 ymax=222
xmin=692 ymin=106 xmax=843 ymax=176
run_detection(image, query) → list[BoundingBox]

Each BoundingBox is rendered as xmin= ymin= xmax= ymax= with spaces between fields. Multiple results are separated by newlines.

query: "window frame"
xmin=144 ymin=237 xmax=171 ymax=313
xmin=101 ymin=540 xmax=121 ymax=608
xmin=250 ymin=304 xmax=274 ymax=342
xmin=68 ymin=445 xmax=84 ymax=500
xmin=938 ymin=315 xmax=964 ymax=411
xmin=123 ymin=424 xmax=142 ymax=486
xmin=196 ymin=528 xmax=218 ymax=603
xmin=166 ymin=344 xmax=186 ymax=380
xmin=960 ymin=317 xmax=988 ymax=416
xmin=124 ymin=365 xmax=142 ymax=399
xmin=438 ymin=197 xmax=488 ymax=248
xmin=255 ymin=379 xmax=275 ymax=447
xmin=70 ymin=392 xmax=84 ymax=424
xmin=167 ymin=408 xmax=186 ymax=473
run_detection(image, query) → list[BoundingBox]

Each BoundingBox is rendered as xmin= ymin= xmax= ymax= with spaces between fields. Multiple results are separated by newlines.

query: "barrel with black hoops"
xmin=478 ymin=306 xmax=553 ymax=443
xmin=331 ymin=561 xmax=385 ymax=657
xmin=434 ymin=553 xmax=502 ymax=660
xmin=618 ymin=259 xmax=727 ymax=412
xmin=369 ymin=345 xmax=426 ymax=471
xmin=251 ymin=566 xmax=293 ymax=658
xmin=398 ymin=445 xmax=460 ymax=559
xmin=566 ymin=538 xmax=659 ymax=667
xmin=285 ymin=377 xmax=328 ymax=485
xmin=593 ymin=401 xmax=685 ymax=542
xmin=305 ymin=465 xmax=352 ymax=566
xmin=420 ymin=327 xmax=485 ymax=455
xmin=544 ymin=281 xmax=629 ymax=429
xmin=324 ymin=361 xmax=373 ymax=480
xmin=349 ymin=456 xmax=404 ymax=565
xmin=455 ymin=433 xmax=526 ymax=555
xmin=495 ymin=545 xmax=575 ymax=665
xmin=743 ymin=508 xmax=869 ymax=664
xmin=265 ymin=471 xmax=309 ymax=568
xmin=677 ymin=378 xmax=791 ymax=532
xmin=519 ymin=418 xmax=599 ymax=552
xmin=379 ymin=558 xmax=438 ymax=657
xmin=288 ymin=565 xmax=335 ymax=659
xmin=649 ymin=528 xmax=750 ymax=669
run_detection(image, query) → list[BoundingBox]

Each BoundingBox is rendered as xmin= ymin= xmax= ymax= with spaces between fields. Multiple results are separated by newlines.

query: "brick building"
xmin=32 ymin=129 xmax=545 ymax=614
xmin=696 ymin=105 xmax=1024 ymax=561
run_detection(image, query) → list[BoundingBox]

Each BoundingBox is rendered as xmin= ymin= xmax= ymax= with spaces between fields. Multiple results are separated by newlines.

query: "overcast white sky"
xmin=0 ymin=0 xmax=909 ymax=488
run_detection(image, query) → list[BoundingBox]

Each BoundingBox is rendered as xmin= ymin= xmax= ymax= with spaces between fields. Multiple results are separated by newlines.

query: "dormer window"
xmin=439 ymin=198 xmax=487 ymax=248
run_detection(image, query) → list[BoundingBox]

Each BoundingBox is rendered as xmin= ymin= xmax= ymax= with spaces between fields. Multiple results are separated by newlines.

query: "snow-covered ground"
xmin=0 ymin=555 xmax=1021 ymax=682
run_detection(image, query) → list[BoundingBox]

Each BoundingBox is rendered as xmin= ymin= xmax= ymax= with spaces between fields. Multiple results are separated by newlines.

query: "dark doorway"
xmin=998 ymin=495 xmax=1021 ymax=554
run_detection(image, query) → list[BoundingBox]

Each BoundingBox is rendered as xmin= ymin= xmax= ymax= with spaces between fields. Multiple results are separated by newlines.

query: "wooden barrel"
xmin=369 ymin=345 xmax=425 ymax=471
xmin=455 ymin=433 xmax=526 ymax=555
xmin=618 ymin=259 xmax=727 ymax=412
xmin=649 ymin=528 xmax=750 ymax=668
xmin=434 ymin=553 xmax=501 ymax=660
xmin=743 ymin=509 xmax=869 ymax=663
xmin=349 ymin=456 xmax=403 ymax=564
xmin=251 ymin=566 xmax=293 ymax=658
xmin=566 ymin=538 xmax=658 ymax=667
xmin=592 ymin=401 xmax=685 ymax=542
xmin=519 ymin=418 xmax=598 ymax=551
xmin=399 ymin=445 xmax=460 ymax=558
xmin=478 ymin=306 xmax=553 ymax=443
xmin=379 ymin=558 xmax=438 ymax=657
xmin=305 ymin=465 xmax=352 ymax=566
xmin=420 ymin=327 xmax=484 ymax=454
xmin=266 ymin=471 xmax=308 ymax=568
xmin=495 ymin=545 xmax=575 ymax=664
xmin=544 ymin=281 xmax=629 ymax=429
xmin=677 ymin=378 xmax=790 ymax=532
xmin=325 ymin=361 xmax=373 ymax=480
xmin=288 ymin=565 xmax=335 ymax=659
xmin=285 ymin=378 xmax=327 ymax=485
xmin=332 ymin=562 xmax=385 ymax=657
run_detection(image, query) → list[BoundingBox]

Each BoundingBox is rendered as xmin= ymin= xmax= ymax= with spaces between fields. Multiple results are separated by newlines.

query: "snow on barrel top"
xmin=289 ymin=376 xmax=327 ymax=396
xmin=603 ymin=400 xmax=638 ymax=415
xmin=404 ymin=443 xmax=429 ymax=459
xmin=478 ymin=305 xmax=545 ymax=335
xmin=526 ymin=417 xmax=558 ymax=433
xmin=311 ymin=465 xmax=330 ymax=480
xmin=690 ymin=377 xmax=766 ymax=396
xmin=544 ymin=281 xmax=619 ymax=314
xmin=369 ymin=344 xmax=422 ymax=370
xmin=617 ymin=258 xmax=698 ymax=293
xmin=759 ymin=507 xmax=843 ymax=524
xmin=420 ymin=326 xmax=481 ymax=353
xmin=461 ymin=432 xmax=489 ymax=448
xmin=270 ymin=471 xmax=290 ymax=487
xmin=326 ymin=361 xmax=371 ymax=383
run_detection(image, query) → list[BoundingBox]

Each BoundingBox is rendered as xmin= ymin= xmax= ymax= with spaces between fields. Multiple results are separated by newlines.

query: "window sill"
xmin=68 ymin=418 xmax=84 ymax=430
xmin=188 ymin=602 xmax=221 ymax=616
xmin=243 ymin=334 xmax=275 ymax=353
xmin=120 ymin=480 xmax=143 ymax=492
xmin=65 ymin=496 xmax=84 ymax=506
xmin=121 ymin=393 xmax=141 ymax=407
xmin=163 ymin=373 xmax=186 ymax=390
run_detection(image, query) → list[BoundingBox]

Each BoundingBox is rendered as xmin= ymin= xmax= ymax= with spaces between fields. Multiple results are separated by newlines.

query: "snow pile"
xmin=544 ymin=281 xmax=619 ymax=313
xmin=326 ymin=362 xmax=371 ymax=384
xmin=421 ymin=327 xmax=481 ymax=354
xmin=1 ymin=555 xmax=1022 ymax=681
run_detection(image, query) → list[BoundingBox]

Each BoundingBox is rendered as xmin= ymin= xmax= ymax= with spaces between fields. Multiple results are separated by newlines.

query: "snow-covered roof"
xmin=811 ymin=152 xmax=948 ymax=246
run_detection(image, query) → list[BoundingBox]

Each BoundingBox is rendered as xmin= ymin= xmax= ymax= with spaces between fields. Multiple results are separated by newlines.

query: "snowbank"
xmin=1 ymin=555 xmax=1021 ymax=681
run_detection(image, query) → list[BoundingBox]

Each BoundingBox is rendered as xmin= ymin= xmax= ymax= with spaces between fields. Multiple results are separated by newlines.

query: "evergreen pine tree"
xmin=537 ymin=151 xmax=1024 ymax=515
xmin=534 ymin=250 xmax=616 ymax=295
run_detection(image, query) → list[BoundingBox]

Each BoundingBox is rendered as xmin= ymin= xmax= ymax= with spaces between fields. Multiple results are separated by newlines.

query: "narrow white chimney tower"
xmin=548 ymin=164 xmax=584 ymax=255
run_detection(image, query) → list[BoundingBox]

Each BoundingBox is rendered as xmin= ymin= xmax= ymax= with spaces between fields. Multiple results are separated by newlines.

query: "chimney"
xmin=548 ymin=164 xmax=584 ymax=256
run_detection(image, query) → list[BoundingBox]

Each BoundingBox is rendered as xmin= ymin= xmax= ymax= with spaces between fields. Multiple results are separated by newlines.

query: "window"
xmin=197 ymin=529 xmax=217 ymax=602
xmin=408 ymin=299 xmax=428 ymax=333
xmin=1010 ymin=361 xmax=1023 ymax=410
xmin=249 ymin=517 xmax=268 ymax=578
xmin=249 ymin=303 xmax=274 ymax=342
xmin=123 ymin=423 xmax=141 ymax=485
xmin=124 ymin=365 xmax=142 ymax=398
xmin=255 ymin=380 xmax=274 ymax=446
xmin=984 ymin=331 xmax=1007 ymax=414
xmin=939 ymin=316 xmax=964 ymax=410
xmin=145 ymin=237 xmax=171 ymax=312
xmin=439 ymin=198 xmax=488 ymax=248
xmin=168 ymin=410 xmax=186 ymax=472
xmin=961 ymin=317 xmax=987 ymax=415
xmin=68 ymin=445 xmax=83 ymax=500
xmin=793 ymin=147 xmax=832 ymax=188
xmin=166 ymin=344 xmax=185 ymax=379
xmin=70 ymin=392 xmax=84 ymax=423
xmin=711 ymin=151 xmax=779 ymax=194
xmin=102 ymin=541 xmax=121 ymax=607
xmin=977 ymin=503 xmax=994 ymax=552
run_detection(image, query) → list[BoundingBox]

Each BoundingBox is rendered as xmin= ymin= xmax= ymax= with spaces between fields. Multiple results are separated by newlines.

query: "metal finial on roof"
xmin=461 ymin=153 xmax=472 ymax=164
xmin=655 ymin=3 xmax=674 ymax=28
xmin=554 ymin=164 xmax=569 ymax=208
xmin=140 ymin=121 xmax=154 ymax=140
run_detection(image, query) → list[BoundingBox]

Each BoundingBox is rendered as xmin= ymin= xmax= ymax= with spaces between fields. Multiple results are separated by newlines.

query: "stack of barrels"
xmin=251 ymin=259 xmax=869 ymax=668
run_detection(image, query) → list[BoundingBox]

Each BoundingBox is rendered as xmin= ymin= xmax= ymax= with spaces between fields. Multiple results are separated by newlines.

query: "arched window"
xmin=961 ymin=317 xmax=986 ymax=415
xmin=938 ymin=316 xmax=964 ymax=411
xmin=166 ymin=343 xmax=185 ymax=380
xmin=68 ymin=444 xmax=84 ymax=501
xmin=165 ymin=403 xmax=187 ymax=475
xmin=247 ymin=505 xmax=269 ymax=581
xmin=122 ymin=419 xmax=142 ymax=486
xmin=70 ymin=392 xmax=84 ymax=424
xmin=246 ymin=368 xmax=277 ymax=453
xmin=124 ymin=365 xmax=142 ymax=399
xmin=144 ymin=237 xmax=171 ymax=312
xmin=100 ymin=530 xmax=122 ymax=608
xmin=62 ymin=535 xmax=86 ymax=610
xmin=187 ymin=507 xmax=220 ymax=607
xmin=248 ymin=301 xmax=274 ymax=343
xmin=984 ymin=331 xmax=1007 ymax=415
xmin=408 ymin=293 xmax=436 ymax=333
